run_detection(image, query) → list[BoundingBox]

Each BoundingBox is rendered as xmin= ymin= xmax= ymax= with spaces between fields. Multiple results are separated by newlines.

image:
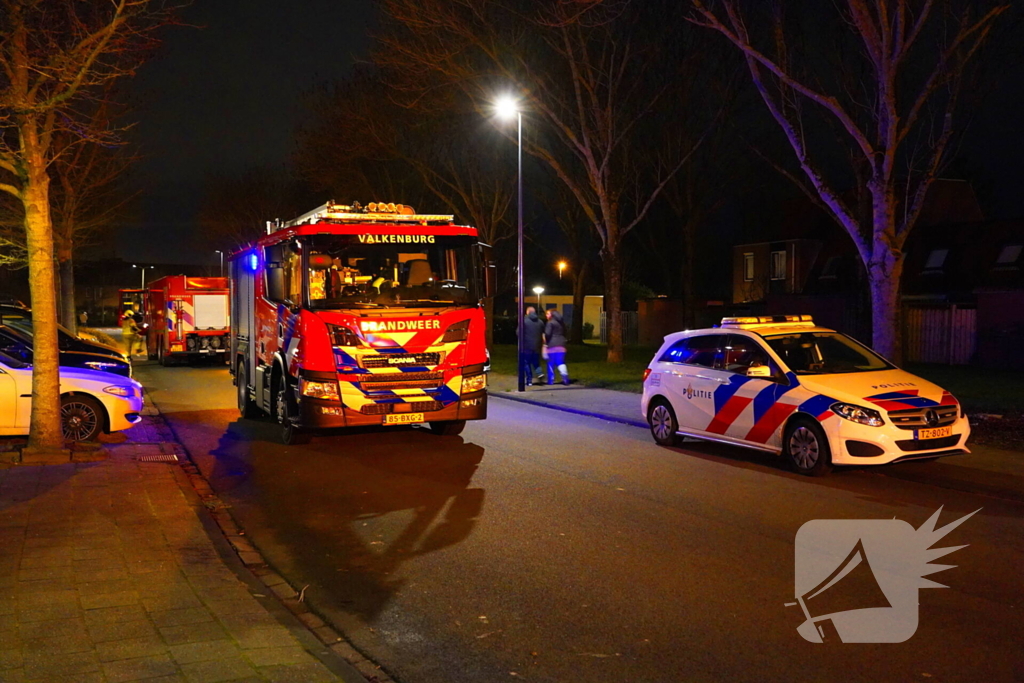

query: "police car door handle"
xmin=693 ymin=373 xmax=729 ymax=384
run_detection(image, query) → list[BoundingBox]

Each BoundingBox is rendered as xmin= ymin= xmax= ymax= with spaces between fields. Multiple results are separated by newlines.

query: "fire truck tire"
xmin=236 ymin=361 xmax=260 ymax=420
xmin=275 ymin=378 xmax=311 ymax=446
xmin=428 ymin=420 xmax=466 ymax=436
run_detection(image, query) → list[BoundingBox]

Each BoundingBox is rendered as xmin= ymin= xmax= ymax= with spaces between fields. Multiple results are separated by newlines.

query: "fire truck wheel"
xmin=236 ymin=361 xmax=260 ymax=419
xmin=276 ymin=379 xmax=311 ymax=445
xmin=428 ymin=420 xmax=466 ymax=436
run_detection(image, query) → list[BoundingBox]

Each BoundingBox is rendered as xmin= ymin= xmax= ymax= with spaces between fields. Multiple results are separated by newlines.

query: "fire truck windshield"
xmin=305 ymin=235 xmax=478 ymax=309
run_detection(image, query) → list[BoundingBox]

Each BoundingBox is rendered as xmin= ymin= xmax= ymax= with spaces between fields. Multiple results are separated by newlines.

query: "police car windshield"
xmin=305 ymin=235 xmax=477 ymax=309
xmin=763 ymin=332 xmax=893 ymax=374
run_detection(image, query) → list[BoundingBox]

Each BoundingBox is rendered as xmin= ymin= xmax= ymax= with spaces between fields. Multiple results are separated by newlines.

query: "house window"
xmin=924 ymin=248 xmax=949 ymax=271
xmin=996 ymin=244 xmax=1022 ymax=265
xmin=743 ymin=253 xmax=754 ymax=281
xmin=770 ymin=250 xmax=787 ymax=281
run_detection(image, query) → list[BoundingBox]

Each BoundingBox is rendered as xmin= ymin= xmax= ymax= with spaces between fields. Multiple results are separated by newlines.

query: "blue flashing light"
xmin=248 ymin=252 xmax=258 ymax=271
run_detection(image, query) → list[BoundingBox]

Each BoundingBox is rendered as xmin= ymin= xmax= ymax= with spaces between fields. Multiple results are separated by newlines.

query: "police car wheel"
xmin=785 ymin=418 xmax=831 ymax=476
xmin=429 ymin=420 xmax=465 ymax=436
xmin=648 ymin=400 xmax=680 ymax=447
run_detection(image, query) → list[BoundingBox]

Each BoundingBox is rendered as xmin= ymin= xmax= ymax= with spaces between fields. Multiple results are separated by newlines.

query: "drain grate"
xmin=136 ymin=453 xmax=179 ymax=463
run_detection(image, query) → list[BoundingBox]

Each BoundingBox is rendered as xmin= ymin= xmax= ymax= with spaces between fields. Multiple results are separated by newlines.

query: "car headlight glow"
xmin=103 ymin=385 xmax=133 ymax=398
xmin=831 ymin=402 xmax=885 ymax=427
xmin=301 ymin=379 xmax=340 ymax=400
xmin=86 ymin=361 xmax=121 ymax=371
xmin=461 ymin=373 xmax=487 ymax=394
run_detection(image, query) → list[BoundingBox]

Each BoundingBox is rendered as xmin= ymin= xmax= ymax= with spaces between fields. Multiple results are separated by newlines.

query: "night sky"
xmin=120 ymin=0 xmax=375 ymax=265
xmin=117 ymin=1 xmax=1024 ymax=267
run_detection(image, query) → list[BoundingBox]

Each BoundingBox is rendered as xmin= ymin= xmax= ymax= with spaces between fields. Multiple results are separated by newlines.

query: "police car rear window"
xmin=764 ymin=332 xmax=893 ymax=374
xmin=660 ymin=335 xmax=722 ymax=368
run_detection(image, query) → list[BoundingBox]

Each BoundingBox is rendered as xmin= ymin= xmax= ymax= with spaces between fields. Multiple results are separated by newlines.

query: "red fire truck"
xmin=229 ymin=201 xmax=495 ymax=444
xmin=145 ymin=275 xmax=231 ymax=365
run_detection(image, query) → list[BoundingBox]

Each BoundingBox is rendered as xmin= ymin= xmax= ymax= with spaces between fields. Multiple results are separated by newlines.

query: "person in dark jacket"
xmin=543 ymin=309 xmax=570 ymax=385
xmin=519 ymin=306 xmax=545 ymax=386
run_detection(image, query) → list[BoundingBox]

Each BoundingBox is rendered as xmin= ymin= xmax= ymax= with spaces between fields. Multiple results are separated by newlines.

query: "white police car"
xmin=641 ymin=316 xmax=970 ymax=475
xmin=0 ymin=349 xmax=144 ymax=442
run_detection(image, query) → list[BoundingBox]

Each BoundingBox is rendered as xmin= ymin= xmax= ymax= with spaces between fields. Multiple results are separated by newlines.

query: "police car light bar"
xmin=721 ymin=315 xmax=814 ymax=326
xmin=281 ymin=201 xmax=454 ymax=229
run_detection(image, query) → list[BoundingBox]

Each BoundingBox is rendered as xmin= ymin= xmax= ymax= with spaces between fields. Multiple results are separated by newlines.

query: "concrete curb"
xmin=141 ymin=391 xmax=393 ymax=683
xmin=491 ymin=390 xmax=649 ymax=430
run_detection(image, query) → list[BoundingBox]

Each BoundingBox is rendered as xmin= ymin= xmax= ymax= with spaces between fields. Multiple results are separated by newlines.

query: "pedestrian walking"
xmin=543 ymin=309 xmax=570 ymax=386
xmin=121 ymin=310 xmax=141 ymax=357
xmin=519 ymin=306 xmax=545 ymax=386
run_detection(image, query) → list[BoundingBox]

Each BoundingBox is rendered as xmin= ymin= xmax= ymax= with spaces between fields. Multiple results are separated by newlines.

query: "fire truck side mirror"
xmin=478 ymin=244 xmax=496 ymax=298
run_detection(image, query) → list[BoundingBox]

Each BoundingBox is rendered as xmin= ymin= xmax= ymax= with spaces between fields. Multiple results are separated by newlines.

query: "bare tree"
xmin=377 ymin=0 xmax=712 ymax=362
xmin=690 ymin=0 xmax=1007 ymax=360
xmin=296 ymin=72 xmax=516 ymax=249
xmin=197 ymin=166 xmax=309 ymax=252
xmin=0 ymin=0 xmax=182 ymax=453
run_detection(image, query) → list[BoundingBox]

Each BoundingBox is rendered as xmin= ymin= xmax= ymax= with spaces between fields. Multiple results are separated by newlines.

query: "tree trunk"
xmin=603 ymin=245 xmax=623 ymax=363
xmin=570 ymin=259 xmax=588 ymax=345
xmin=59 ymin=252 xmax=76 ymax=335
xmin=22 ymin=153 xmax=65 ymax=451
xmin=867 ymin=247 xmax=904 ymax=364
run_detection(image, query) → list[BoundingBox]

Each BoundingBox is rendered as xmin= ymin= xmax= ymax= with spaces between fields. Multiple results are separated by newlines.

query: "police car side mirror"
xmin=746 ymin=365 xmax=772 ymax=378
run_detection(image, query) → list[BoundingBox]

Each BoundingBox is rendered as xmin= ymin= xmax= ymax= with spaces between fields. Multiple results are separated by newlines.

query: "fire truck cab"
xmin=229 ymin=202 xmax=495 ymax=444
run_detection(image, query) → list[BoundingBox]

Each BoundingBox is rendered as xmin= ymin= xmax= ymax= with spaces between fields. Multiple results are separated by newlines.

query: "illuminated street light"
xmin=132 ymin=264 xmax=155 ymax=289
xmin=557 ymin=260 xmax=567 ymax=280
xmin=495 ymin=94 xmax=526 ymax=392
xmin=533 ymin=285 xmax=544 ymax=313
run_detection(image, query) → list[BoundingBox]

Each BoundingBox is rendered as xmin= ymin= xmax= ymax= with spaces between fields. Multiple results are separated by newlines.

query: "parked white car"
xmin=641 ymin=316 xmax=970 ymax=475
xmin=0 ymin=350 xmax=144 ymax=441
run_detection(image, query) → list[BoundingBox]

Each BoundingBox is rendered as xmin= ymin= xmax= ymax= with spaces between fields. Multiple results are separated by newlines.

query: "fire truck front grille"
xmin=361 ymin=353 xmax=442 ymax=369
xmin=359 ymin=372 xmax=444 ymax=392
xmin=360 ymin=400 xmax=445 ymax=415
xmin=887 ymin=406 xmax=958 ymax=430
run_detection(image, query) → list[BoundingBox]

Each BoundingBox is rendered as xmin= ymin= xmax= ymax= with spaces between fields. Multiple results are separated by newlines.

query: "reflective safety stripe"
xmin=706 ymin=394 xmax=753 ymax=434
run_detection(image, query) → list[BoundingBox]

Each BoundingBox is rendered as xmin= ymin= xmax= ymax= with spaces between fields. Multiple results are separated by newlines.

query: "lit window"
xmin=770 ymin=250 xmax=787 ymax=280
xmin=996 ymin=244 xmax=1022 ymax=265
xmin=924 ymin=248 xmax=948 ymax=270
xmin=743 ymin=253 xmax=754 ymax=281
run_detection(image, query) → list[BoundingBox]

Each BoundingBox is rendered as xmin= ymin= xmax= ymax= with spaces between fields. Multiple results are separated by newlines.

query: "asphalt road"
xmin=136 ymin=363 xmax=1023 ymax=683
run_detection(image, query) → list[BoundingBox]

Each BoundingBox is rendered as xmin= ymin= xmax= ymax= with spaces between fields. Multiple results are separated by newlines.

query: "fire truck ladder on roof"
xmin=280 ymin=201 xmax=455 ymax=230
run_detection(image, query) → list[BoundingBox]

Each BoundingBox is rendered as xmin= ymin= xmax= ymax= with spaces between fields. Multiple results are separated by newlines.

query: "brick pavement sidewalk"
xmin=0 ymin=432 xmax=357 ymax=682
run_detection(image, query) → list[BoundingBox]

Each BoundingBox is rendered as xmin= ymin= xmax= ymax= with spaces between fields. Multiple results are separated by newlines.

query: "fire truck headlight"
xmin=186 ymin=336 xmax=197 ymax=351
xmin=461 ymin=373 xmax=486 ymax=395
xmin=301 ymin=379 xmax=340 ymax=401
xmin=208 ymin=335 xmax=222 ymax=349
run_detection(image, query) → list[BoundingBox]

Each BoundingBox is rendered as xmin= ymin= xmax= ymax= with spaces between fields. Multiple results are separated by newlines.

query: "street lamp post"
xmin=215 ymin=250 xmax=224 ymax=278
xmin=496 ymin=96 xmax=526 ymax=392
xmin=533 ymin=285 xmax=544 ymax=314
xmin=132 ymin=264 xmax=154 ymax=289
